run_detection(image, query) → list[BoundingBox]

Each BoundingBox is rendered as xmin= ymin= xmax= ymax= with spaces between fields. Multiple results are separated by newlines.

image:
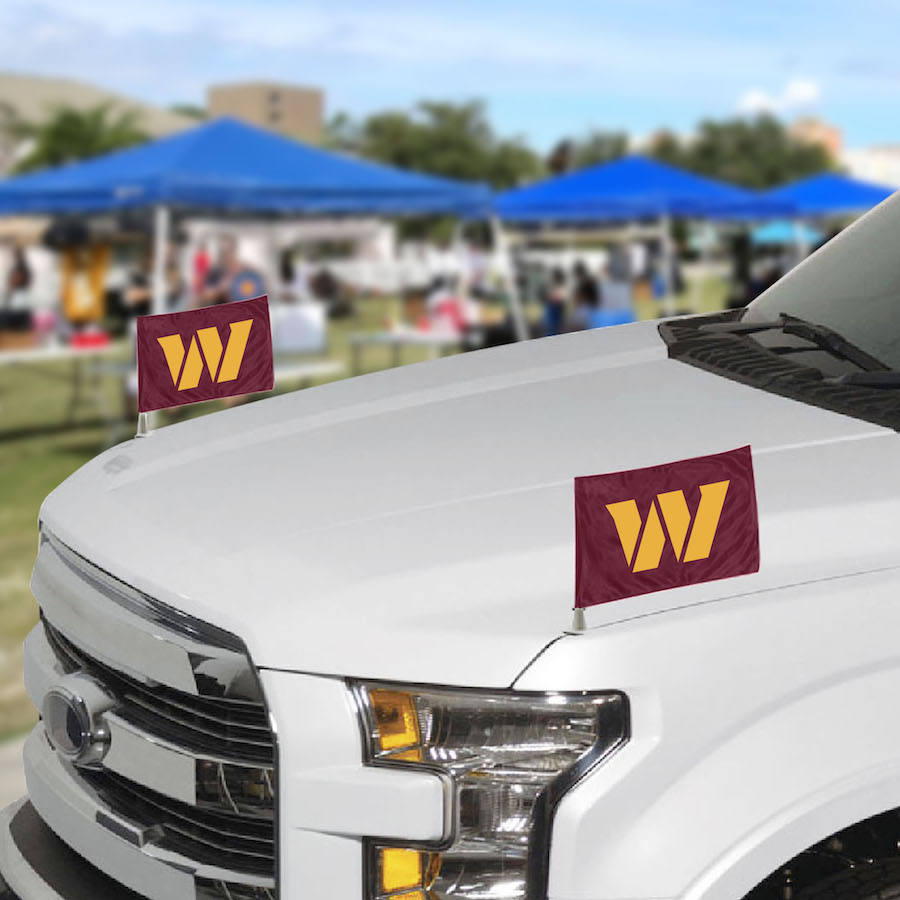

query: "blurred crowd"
xmin=0 ymin=212 xmax=848 ymax=365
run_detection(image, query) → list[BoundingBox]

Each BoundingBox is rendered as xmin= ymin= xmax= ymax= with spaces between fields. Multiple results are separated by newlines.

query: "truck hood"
xmin=41 ymin=321 xmax=894 ymax=687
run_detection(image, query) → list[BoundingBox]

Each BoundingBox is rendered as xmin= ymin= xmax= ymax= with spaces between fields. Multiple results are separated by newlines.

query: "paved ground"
xmin=0 ymin=738 xmax=26 ymax=809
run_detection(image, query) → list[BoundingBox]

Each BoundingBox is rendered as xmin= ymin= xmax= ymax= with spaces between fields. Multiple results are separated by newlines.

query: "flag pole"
xmin=138 ymin=204 xmax=170 ymax=437
xmin=569 ymin=607 xmax=586 ymax=633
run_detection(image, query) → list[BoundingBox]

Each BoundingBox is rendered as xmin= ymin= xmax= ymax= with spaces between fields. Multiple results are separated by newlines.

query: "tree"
xmin=571 ymin=130 xmax=629 ymax=169
xmin=328 ymin=100 xmax=542 ymax=189
xmin=546 ymin=139 xmax=574 ymax=175
xmin=546 ymin=130 xmax=628 ymax=175
xmin=0 ymin=101 xmax=29 ymax=172
xmin=487 ymin=138 xmax=544 ymax=188
xmin=169 ymin=103 xmax=206 ymax=121
xmin=323 ymin=111 xmax=361 ymax=153
xmin=645 ymin=130 xmax=683 ymax=168
xmin=14 ymin=104 xmax=149 ymax=173
xmin=650 ymin=115 xmax=834 ymax=189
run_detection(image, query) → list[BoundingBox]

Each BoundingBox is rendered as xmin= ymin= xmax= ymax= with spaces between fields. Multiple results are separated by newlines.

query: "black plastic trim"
xmin=9 ymin=801 xmax=146 ymax=900
xmin=660 ymin=312 xmax=900 ymax=431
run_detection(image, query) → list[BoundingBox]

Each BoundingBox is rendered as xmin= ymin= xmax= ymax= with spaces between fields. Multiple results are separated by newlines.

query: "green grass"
xmin=0 ymin=278 xmax=728 ymax=737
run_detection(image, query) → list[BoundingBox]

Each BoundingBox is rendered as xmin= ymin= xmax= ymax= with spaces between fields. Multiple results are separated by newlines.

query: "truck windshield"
xmin=744 ymin=192 xmax=900 ymax=370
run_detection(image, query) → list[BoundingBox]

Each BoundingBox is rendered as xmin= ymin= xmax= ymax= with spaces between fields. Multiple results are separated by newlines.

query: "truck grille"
xmin=29 ymin=532 xmax=278 ymax=900
xmin=80 ymin=770 xmax=275 ymax=876
xmin=43 ymin=620 xmax=275 ymax=768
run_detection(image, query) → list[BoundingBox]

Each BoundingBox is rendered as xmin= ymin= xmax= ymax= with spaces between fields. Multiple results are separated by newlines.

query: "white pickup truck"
xmin=5 ymin=193 xmax=900 ymax=900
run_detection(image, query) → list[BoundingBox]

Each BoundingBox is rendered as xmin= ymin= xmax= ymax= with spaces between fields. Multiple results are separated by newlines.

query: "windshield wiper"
xmin=827 ymin=371 xmax=900 ymax=388
xmin=699 ymin=313 xmax=889 ymax=374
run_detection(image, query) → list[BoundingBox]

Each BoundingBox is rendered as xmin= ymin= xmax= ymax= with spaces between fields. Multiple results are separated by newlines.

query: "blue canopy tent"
xmin=0 ymin=117 xmax=490 ymax=217
xmin=494 ymin=156 xmax=790 ymax=313
xmin=0 ymin=117 xmax=501 ymax=326
xmin=765 ymin=173 xmax=895 ymax=218
xmin=752 ymin=220 xmax=823 ymax=247
xmin=494 ymin=156 xmax=786 ymax=222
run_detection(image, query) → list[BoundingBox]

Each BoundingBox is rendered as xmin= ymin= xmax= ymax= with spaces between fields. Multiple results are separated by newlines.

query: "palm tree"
xmin=13 ymin=103 xmax=149 ymax=173
xmin=0 ymin=101 xmax=30 ymax=172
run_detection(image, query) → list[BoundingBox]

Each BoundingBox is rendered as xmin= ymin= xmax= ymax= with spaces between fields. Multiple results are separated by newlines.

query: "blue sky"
xmin=2 ymin=0 xmax=899 ymax=151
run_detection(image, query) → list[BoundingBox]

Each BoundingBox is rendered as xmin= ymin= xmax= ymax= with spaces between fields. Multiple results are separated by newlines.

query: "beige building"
xmin=207 ymin=81 xmax=323 ymax=143
xmin=790 ymin=117 xmax=844 ymax=160
xmin=0 ymin=71 xmax=193 ymax=135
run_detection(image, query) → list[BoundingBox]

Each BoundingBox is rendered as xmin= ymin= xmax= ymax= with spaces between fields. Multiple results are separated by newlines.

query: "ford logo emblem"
xmin=42 ymin=675 xmax=115 ymax=767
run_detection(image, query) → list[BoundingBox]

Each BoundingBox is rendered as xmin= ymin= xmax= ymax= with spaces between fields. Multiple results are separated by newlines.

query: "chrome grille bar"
xmin=27 ymin=529 xmax=278 ymax=899
xmin=43 ymin=621 xmax=274 ymax=765
xmin=80 ymin=771 xmax=275 ymax=875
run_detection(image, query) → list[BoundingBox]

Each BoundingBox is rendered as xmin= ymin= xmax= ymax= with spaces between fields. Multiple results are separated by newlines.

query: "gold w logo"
xmin=157 ymin=320 xmax=253 ymax=391
xmin=606 ymin=481 xmax=730 ymax=573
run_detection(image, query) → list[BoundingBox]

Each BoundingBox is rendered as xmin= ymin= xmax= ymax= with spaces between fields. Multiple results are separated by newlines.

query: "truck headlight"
xmin=353 ymin=683 xmax=628 ymax=900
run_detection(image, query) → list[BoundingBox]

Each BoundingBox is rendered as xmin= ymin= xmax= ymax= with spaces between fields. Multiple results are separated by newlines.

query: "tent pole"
xmin=491 ymin=215 xmax=527 ymax=342
xmin=151 ymin=204 xmax=170 ymax=316
xmin=660 ymin=211 xmax=676 ymax=317
xmin=689 ymin=219 xmax=702 ymax=311
xmin=139 ymin=203 xmax=170 ymax=437
xmin=451 ymin=218 xmax=466 ymax=296
xmin=691 ymin=220 xmax=714 ymax=312
xmin=793 ymin=218 xmax=810 ymax=266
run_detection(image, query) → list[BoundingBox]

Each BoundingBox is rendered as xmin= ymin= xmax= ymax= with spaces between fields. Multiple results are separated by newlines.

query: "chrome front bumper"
xmin=12 ymin=531 xmax=278 ymax=900
xmin=0 ymin=726 xmax=268 ymax=900
xmin=23 ymin=725 xmax=261 ymax=899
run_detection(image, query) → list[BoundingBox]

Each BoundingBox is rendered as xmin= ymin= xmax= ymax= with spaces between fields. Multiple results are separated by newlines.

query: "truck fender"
xmin=524 ymin=664 xmax=900 ymax=900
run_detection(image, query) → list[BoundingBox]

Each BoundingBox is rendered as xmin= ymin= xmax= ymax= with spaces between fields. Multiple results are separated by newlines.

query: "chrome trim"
xmin=40 ymin=532 xmax=245 ymax=652
xmin=349 ymin=683 xmax=455 ymax=847
xmin=524 ymin=693 xmax=629 ymax=900
xmin=24 ymin=624 xmax=273 ymax=813
xmin=41 ymin=619 xmax=273 ymax=768
xmin=41 ymin=674 xmax=114 ymax=767
xmin=24 ymin=729 xmax=276 ymax=899
xmin=26 ymin=529 xmax=278 ymax=898
xmin=31 ymin=532 xmax=257 ymax=700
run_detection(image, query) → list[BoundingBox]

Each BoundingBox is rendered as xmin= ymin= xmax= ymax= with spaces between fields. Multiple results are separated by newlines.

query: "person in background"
xmin=200 ymin=236 xmax=263 ymax=305
xmin=571 ymin=260 xmax=603 ymax=331
xmin=424 ymin=275 xmax=471 ymax=334
xmin=281 ymin=250 xmax=312 ymax=304
xmin=122 ymin=244 xmax=184 ymax=318
xmin=292 ymin=254 xmax=312 ymax=304
xmin=748 ymin=261 xmax=784 ymax=302
xmin=629 ymin=240 xmax=649 ymax=280
xmin=5 ymin=245 xmax=32 ymax=309
xmin=543 ymin=267 xmax=567 ymax=337
xmin=191 ymin=243 xmax=210 ymax=302
xmin=465 ymin=242 xmax=489 ymax=298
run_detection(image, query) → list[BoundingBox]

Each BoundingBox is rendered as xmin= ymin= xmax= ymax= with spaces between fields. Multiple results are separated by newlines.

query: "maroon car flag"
xmin=575 ymin=446 xmax=759 ymax=608
xmin=137 ymin=296 xmax=274 ymax=412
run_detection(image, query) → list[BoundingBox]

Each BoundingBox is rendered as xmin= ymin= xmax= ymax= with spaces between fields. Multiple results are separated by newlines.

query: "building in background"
xmin=842 ymin=144 xmax=900 ymax=189
xmin=789 ymin=117 xmax=843 ymax=160
xmin=0 ymin=71 xmax=194 ymax=173
xmin=207 ymin=81 xmax=324 ymax=143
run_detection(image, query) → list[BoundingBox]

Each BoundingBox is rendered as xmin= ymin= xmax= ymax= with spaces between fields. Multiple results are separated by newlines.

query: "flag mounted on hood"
xmin=136 ymin=296 xmax=274 ymax=413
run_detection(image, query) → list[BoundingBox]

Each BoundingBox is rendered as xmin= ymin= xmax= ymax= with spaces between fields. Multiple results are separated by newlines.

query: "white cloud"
xmin=0 ymin=2 xmax=852 ymax=150
xmin=737 ymin=78 xmax=822 ymax=116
